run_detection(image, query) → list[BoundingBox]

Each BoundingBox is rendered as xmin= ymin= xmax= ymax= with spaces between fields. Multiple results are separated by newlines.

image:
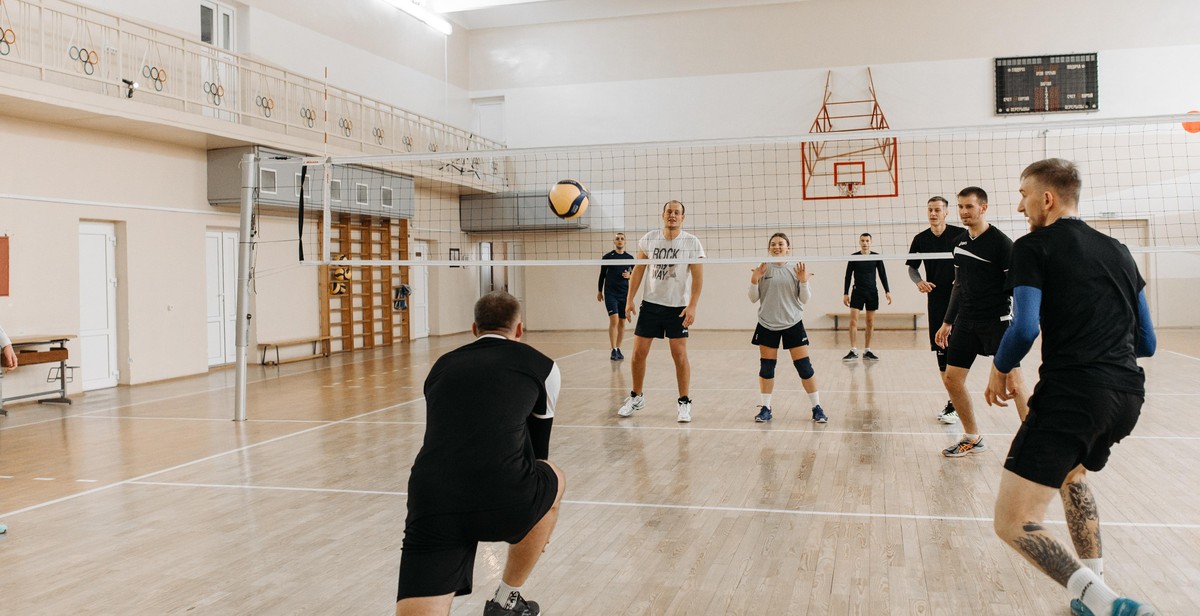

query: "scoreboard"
xmin=995 ymin=54 xmax=1098 ymax=115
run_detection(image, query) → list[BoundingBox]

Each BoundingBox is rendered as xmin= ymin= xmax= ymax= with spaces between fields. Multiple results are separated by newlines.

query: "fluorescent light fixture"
xmin=381 ymin=0 xmax=453 ymax=35
xmin=430 ymin=0 xmax=554 ymax=12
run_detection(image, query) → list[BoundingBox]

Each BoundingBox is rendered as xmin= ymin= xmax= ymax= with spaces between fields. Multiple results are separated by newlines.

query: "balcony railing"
xmin=0 ymin=0 xmax=505 ymax=156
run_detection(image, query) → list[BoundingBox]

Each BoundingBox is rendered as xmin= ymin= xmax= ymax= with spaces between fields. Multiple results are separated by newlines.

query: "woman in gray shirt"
xmin=748 ymin=233 xmax=827 ymax=423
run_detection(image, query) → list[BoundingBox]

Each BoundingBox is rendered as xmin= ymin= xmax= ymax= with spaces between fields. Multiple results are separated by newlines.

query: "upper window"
xmin=200 ymin=2 xmax=236 ymax=51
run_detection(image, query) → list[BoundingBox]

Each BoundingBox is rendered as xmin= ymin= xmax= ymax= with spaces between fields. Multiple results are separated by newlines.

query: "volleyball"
xmin=548 ymin=179 xmax=590 ymax=219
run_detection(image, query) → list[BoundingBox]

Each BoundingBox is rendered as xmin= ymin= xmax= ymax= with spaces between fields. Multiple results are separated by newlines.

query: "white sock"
xmin=850 ymin=347 xmax=858 ymax=353
xmin=1079 ymin=558 xmax=1104 ymax=579
xmin=493 ymin=581 xmax=522 ymax=608
xmin=1067 ymin=567 xmax=1118 ymax=616
xmin=865 ymin=348 xmax=872 ymax=353
xmin=761 ymin=393 xmax=773 ymax=408
xmin=963 ymin=433 xmax=979 ymax=442
xmin=808 ymin=392 xmax=821 ymax=407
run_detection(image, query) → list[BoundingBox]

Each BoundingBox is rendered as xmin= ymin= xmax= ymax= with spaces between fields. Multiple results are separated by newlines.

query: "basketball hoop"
xmin=836 ymin=182 xmax=860 ymax=197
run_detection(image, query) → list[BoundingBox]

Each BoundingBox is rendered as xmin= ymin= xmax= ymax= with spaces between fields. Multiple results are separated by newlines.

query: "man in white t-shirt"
xmin=617 ymin=200 xmax=705 ymax=423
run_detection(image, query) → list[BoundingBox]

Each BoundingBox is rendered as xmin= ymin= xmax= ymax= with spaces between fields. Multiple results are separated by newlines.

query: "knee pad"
xmin=794 ymin=357 xmax=815 ymax=380
xmin=758 ymin=358 xmax=777 ymax=379
xmin=936 ymin=350 xmax=948 ymax=372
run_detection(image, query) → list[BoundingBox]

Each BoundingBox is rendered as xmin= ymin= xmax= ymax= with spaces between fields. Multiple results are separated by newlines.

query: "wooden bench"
xmin=827 ymin=312 xmax=924 ymax=331
xmin=1 ymin=335 xmax=75 ymax=414
xmin=258 ymin=336 xmax=332 ymax=366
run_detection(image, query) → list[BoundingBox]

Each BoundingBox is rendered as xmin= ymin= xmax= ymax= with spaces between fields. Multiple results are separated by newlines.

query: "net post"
xmin=233 ymin=152 xmax=256 ymax=422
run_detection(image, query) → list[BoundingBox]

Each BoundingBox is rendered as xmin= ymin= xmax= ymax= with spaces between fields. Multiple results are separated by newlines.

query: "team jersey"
xmin=637 ymin=229 xmax=705 ymax=307
xmin=1007 ymin=218 xmax=1146 ymax=393
xmin=598 ymin=250 xmax=635 ymax=296
xmin=906 ymin=224 xmax=965 ymax=298
xmin=407 ymin=336 xmax=559 ymax=516
xmin=949 ymin=225 xmax=1014 ymax=322
xmin=843 ymin=252 xmax=890 ymax=294
xmin=749 ymin=262 xmax=811 ymax=331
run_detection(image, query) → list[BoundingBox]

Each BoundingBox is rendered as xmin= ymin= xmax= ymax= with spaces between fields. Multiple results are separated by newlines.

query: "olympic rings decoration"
xmin=254 ymin=95 xmax=275 ymax=118
xmin=428 ymin=142 xmax=438 ymax=152
xmin=300 ymin=107 xmax=317 ymax=129
xmin=401 ymin=135 xmax=414 ymax=152
xmin=338 ymin=117 xmax=353 ymax=137
xmin=68 ymin=45 xmax=99 ymax=75
xmin=142 ymin=65 xmax=167 ymax=92
xmin=372 ymin=127 xmax=385 ymax=145
xmin=203 ymin=81 xmax=225 ymax=106
xmin=0 ymin=28 xmax=15 ymax=56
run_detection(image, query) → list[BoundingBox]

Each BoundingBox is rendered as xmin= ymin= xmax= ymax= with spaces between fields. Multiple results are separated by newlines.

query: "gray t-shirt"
xmin=748 ymin=263 xmax=811 ymax=331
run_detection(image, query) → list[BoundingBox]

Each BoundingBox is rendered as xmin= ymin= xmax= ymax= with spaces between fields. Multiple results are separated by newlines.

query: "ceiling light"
xmin=381 ymin=0 xmax=453 ymax=35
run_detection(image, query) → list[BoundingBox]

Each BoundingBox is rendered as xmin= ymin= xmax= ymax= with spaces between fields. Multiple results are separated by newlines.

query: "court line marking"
xmin=119 ymin=480 xmax=1200 ymax=531
xmin=1163 ymin=349 xmax=1200 ymax=362
xmin=560 ymin=386 xmax=1200 ymax=396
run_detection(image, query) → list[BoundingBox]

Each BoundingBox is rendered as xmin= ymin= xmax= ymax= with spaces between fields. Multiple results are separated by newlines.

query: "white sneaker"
xmin=677 ymin=399 xmax=692 ymax=423
xmin=617 ymin=393 xmax=644 ymax=417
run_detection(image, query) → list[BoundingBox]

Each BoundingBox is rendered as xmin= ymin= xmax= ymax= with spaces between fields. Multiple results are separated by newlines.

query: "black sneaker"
xmin=842 ymin=350 xmax=859 ymax=362
xmin=811 ymin=405 xmax=828 ymax=423
xmin=938 ymin=401 xmax=959 ymax=425
xmin=615 ymin=348 xmax=625 ymax=360
xmin=610 ymin=349 xmax=619 ymax=361
xmin=863 ymin=350 xmax=880 ymax=361
xmin=754 ymin=406 xmax=772 ymax=422
xmin=484 ymin=592 xmax=540 ymax=616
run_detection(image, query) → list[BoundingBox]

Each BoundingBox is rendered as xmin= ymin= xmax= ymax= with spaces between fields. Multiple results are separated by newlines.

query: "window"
xmin=330 ymin=179 xmax=342 ymax=202
xmin=259 ymin=168 xmax=277 ymax=194
xmin=200 ymin=1 xmax=236 ymax=51
xmin=356 ymin=183 xmax=370 ymax=206
xmin=381 ymin=186 xmax=394 ymax=209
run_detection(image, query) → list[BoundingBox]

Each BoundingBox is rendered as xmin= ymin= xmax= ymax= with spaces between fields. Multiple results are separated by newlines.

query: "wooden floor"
xmin=1 ymin=328 xmax=1198 ymax=615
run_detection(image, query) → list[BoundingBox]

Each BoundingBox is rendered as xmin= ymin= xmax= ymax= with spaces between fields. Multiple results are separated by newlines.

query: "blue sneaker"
xmin=812 ymin=405 xmax=828 ymax=423
xmin=610 ymin=349 xmax=619 ymax=361
xmin=1071 ymin=598 xmax=1158 ymax=616
xmin=754 ymin=406 xmax=772 ymax=422
xmin=615 ymin=348 xmax=625 ymax=360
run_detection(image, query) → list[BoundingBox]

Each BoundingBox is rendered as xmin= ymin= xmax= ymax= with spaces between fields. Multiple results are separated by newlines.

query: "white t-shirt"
xmin=638 ymin=229 xmax=706 ymax=307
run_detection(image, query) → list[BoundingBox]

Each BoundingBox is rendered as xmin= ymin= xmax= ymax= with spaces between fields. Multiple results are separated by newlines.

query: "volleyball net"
xmin=298 ymin=113 xmax=1200 ymax=267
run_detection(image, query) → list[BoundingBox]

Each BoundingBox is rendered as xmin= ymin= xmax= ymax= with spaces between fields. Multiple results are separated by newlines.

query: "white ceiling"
xmin=427 ymin=0 xmax=811 ymax=30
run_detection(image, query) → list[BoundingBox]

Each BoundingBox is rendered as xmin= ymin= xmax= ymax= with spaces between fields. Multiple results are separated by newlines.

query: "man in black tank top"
xmin=907 ymin=196 xmax=965 ymax=424
xmin=933 ymin=187 xmax=1029 ymax=459
xmin=397 ymin=292 xmax=565 ymax=616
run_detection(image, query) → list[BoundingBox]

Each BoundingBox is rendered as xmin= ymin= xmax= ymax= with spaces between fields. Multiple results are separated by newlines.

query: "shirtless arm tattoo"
xmin=1012 ymin=524 xmax=1081 ymax=587
xmin=1063 ymin=481 xmax=1102 ymax=558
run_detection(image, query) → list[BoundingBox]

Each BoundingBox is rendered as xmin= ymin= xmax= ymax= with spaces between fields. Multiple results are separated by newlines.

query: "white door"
xmin=206 ymin=230 xmax=239 ymax=366
xmin=79 ymin=222 xmax=119 ymax=390
xmin=200 ymin=1 xmax=237 ymax=121
xmin=410 ymin=241 xmax=430 ymax=340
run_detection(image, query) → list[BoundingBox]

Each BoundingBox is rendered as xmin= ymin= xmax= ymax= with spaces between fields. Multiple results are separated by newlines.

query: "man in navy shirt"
xmin=597 ymin=233 xmax=635 ymax=361
xmin=985 ymin=159 xmax=1157 ymax=616
xmin=841 ymin=233 xmax=891 ymax=361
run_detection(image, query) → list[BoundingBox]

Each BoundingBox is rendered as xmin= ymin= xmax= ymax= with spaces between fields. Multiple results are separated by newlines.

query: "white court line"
xmin=562 ymin=386 xmax=1200 ymax=396
xmin=1163 ymin=349 xmax=1200 ymax=362
xmin=554 ymin=423 xmax=1200 ymax=441
xmin=118 ymin=479 xmax=1200 ymax=531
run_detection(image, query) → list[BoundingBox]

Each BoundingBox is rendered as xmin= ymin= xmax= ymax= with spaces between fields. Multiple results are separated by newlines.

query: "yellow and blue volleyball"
xmin=548 ymin=179 xmax=590 ymax=220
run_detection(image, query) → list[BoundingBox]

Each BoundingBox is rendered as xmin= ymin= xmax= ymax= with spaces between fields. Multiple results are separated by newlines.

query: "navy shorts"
xmin=633 ymin=302 xmax=688 ymax=339
xmin=1004 ymin=380 xmax=1142 ymax=488
xmin=849 ymin=287 xmax=879 ymax=311
xmin=397 ymin=461 xmax=559 ymax=600
xmin=945 ymin=318 xmax=1018 ymax=370
xmin=604 ymin=294 xmax=627 ymax=317
xmin=751 ymin=321 xmax=809 ymax=349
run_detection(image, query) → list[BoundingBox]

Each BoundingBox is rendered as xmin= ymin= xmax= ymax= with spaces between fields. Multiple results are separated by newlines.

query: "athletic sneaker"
xmin=677 ymin=398 xmax=692 ymax=423
xmin=811 ymin=405 xmax=828 ymax=423
xmin=1070 ymin=597 xmax=1158 ymax=616
xmin=754 ymin=406 xmax=772 ymax=422
xmin=610 ymin=349 xmax=619 ymax=361
xmin=617 ymin=392 xmax=644 ymax=417
xmin=615 ymin=348 xmax=625 ymax=360
xmin=484 ymin=592 xmax=541 ymax=616
xmin=938 ymin=401 xmax=959 ymax=425
xmin=942 ymin=435 xmax=986 ymax=457
xmin=863 ymin=350 xmax=880 ymax=361
xmin=0 ymin=522 xmax=6 ymax=534
xmin=842 ymin=350 xmax=859 ymax=362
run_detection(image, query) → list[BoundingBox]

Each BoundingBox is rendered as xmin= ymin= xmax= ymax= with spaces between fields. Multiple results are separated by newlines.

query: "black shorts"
xmin=945 ymin=318 xmax=1018 ymax=369
xmin=634 ymin=302 xmax=689 ymax=339
xmin=604 ymin=294 xmax=627 ymax=316
xmin=1004 ymin=380 xmax=1143 ymax=488
xmin=397 ymin=461 xmax=559 ymax=600
xmin=751 ymin=321 xmax=809 ymax=349
xmin=849 ymin=287 xmax=879 ymax=311
xmin=926 ymin=292 xmax=951 ymax=351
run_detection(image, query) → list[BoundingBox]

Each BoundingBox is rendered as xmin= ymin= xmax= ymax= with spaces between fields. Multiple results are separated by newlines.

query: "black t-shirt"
xmin=1007 ymin=218 xmax=1146 ymax=393
xmin=907 ymin=224 xmax=965 ymax=300
xmin=843 ymin=252 xmax=890 ymax=294
xmin=598 ymin=250 xmax=635 ymax=295
xmin=951 ymin=225 xmax=1013 ymax=321
xmin=407 ymin=337 xmax=555 ymax=516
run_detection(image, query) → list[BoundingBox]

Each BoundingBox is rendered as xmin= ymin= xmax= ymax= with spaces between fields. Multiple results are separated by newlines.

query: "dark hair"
xmin=1021 ymin=158 xmax=1081 ymax=205
xmin=957 ymin=186 xmax=988 ymax=203
xmin=663 ymin=200 xmax=685 ymax=214
xmin=927 ymin=196 xmax=949 ymax=207
xmin=474 ymin=291 xmax=521 ymax=332
xmin=614 ymin=232 xmax=625 ymax=238
xmin=768 ymin=232 xmax=791 ymax=247
xmin=859 ymin=232 xmax=872 ymax=239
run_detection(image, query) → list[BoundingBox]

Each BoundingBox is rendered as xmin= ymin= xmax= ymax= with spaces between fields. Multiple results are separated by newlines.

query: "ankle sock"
xmin=1067 ymin=567 xmax=1118 ymax=616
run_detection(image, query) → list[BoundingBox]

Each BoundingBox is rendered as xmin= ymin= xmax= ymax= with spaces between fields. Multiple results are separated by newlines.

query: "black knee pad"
xmin=794 ymin=357 xmax=814 ymax=379
xmin=759 ymin=358 xmax=777 ymax=379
